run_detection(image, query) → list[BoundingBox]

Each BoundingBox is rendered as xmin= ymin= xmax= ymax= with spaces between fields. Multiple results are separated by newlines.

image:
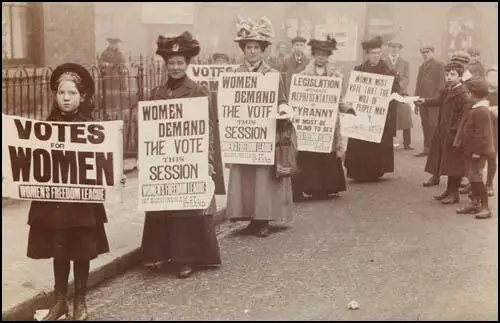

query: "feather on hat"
xmin=234 ymin=16 xmax=274 ymax=45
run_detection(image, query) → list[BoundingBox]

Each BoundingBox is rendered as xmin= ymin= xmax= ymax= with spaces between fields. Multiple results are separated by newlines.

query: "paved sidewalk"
xmin=2 ymin=160 xmax=229 ymax=320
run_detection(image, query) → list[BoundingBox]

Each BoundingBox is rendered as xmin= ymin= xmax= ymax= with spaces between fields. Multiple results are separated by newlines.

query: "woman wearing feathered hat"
xmin=226 ymin=16 xmax=296 ymax=238
xmin=344 ymin=36 xmax=405 ymax=182
xmin=292 ymin=35 xmax=355 ymax=201
xmin=27 ymin=63 xmax=118 ymax=321
xmin=140 ymin=31 xmax=222 ymax=279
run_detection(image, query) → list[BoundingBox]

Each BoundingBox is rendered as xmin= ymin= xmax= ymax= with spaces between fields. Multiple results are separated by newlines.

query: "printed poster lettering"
xmin=186 ymin=64 xmax=239 ymax=91
xmin=341 ymin=71 xmax=394 ymax=143
xmin=289 ymin=74 xmax=342 ymax=153
xmin=138 ymin=97 xmax=214 ymax=212
xmin=2 ymin=114 xmax=124 ymax=203
xmin=217 ymin=72 xmax=279 ymax=165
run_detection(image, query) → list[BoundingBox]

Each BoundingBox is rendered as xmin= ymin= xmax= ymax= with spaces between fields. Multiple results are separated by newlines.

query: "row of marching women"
xmin=16 ymin=16 xmax=495 ymax=322
xmin=417 ymin=50 xmax=498 ymax=219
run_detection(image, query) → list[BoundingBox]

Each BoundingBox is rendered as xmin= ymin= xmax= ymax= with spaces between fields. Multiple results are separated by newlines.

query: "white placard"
xmin=186 ymin=64 xmax=239 ymax=91
xmin=137 ymin=97 xmax=214 ymax=212
xmin=341 ymin=71 xmax=395 ymax=143
xmin=2 ymin=114 xmax=124 ymax=203
xmin=217 ymin=72 xmax=279 ymax=165
xmin=289 ymin=74 xmax=343 ymax=153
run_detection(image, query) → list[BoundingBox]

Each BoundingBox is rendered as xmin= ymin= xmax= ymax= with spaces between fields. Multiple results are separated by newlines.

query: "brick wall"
xmin=42 ymin=2 xmax=96 ymax=67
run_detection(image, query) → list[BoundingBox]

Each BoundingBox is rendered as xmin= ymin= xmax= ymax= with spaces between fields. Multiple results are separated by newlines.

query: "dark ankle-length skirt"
xmin=292 ymin=151 xmax=347 ymax=195
xmin=141 ymin=212 xmax=221 ymax=267
xmin=27 ymin=224 xmax=110 ymax=261
xmin=344 ymin=138 xmax=394 ymax=181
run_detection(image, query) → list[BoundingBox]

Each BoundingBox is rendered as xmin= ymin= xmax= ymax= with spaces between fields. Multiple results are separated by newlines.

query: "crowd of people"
xmin=22 ymin=15 xmax=497 ymax=321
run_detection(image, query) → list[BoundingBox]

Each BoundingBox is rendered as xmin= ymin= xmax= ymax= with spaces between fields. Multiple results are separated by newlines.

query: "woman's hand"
xmin=209 ymin=164 xmax=215 ymax=176
xmin=120 ymin=174 xmax=127 ymax=184
xmin=472 ymin=153 xmax=481 ymax=160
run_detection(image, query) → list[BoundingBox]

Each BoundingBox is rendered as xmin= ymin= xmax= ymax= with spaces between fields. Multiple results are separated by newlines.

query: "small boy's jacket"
xmin=455 ymin=99 xmax=496 ymax=157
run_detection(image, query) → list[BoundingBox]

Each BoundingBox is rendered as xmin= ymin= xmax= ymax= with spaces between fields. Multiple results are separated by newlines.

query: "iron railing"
xmin=2 ymin=55 xmax=354 ymax=159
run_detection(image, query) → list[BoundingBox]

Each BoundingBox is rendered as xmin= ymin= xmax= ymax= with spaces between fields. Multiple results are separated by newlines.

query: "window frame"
xmin=2 ymin=2 xmax=44 ymax=67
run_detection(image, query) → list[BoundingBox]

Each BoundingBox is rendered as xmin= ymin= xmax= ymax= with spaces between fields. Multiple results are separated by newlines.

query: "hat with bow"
xmin=361 ymin=36 xmax=383 ymax=51
xmin=234 ymin=16 xmax=275 ymax=45
xmin=308 ymin=35 xmax=337 ymax=55
xmin=156 ymin=31 xmax=201 ymax=60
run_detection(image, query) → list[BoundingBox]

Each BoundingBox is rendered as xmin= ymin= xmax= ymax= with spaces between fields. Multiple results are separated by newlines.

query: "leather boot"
xmin=459 ymin=183 xmax=472 ymax=195
xmin=177 ymin=264 xmax=194 ymax=279
xmin=255 ymin=220 xmax=271 ymax=238
xmin=457 ymin=183 xmax=481 ymax=214
xmin=42 ymin=291 xmax=69 ymax=321
xmin=424 ymin=175 xmax=440 ymax=187
xmin=73 ymin=261 xmax=89 ymax=321
xmin=42 ymin=259 xmax=70 ymax=321
xmin=73 ymin=285 xmax=88 ymax=321
xmin=441 ymin=192 xmax=459 ymax=204
xmin=441 ymin=177 xmax=460 ymax=204
xmin=476 ymin=183 xmax=492 ymax=219
xmin=433 ymin=190 xmax=449 ymax=201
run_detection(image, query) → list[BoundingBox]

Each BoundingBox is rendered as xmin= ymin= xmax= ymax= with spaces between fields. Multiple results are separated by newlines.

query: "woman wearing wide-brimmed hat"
xmin=140 ymin=31 xmax=222 ymax=279
xmin=27 ymin=63 xmax=113 ymax=321
xmin=226 ymin=16 xmax=296 ymax=238
xmin=292 ymin=35 xmax=356 ymax=201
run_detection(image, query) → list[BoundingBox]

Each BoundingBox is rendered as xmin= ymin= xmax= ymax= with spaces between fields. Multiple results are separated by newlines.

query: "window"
xmin=2 ymin=2 xmax=43 ymax=66
xmin=445 ymin=4 xmax=479 ymax=59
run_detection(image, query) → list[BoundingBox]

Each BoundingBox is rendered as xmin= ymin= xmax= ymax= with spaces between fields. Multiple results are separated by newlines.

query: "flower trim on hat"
xmin=235 ymin=16 xmax=274 ymax=44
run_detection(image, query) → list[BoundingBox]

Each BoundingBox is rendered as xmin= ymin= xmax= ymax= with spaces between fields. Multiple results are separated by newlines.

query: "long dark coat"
xmin=344 ymin=60 xmax=402 ymax=181
xmin=424 ymin=83 xmax=469 ymax=177
xmin=291 ymin=61 xmax=346 ymax=195
xmin=384 ymin=56 xmax=413 ymax=130
xmin=140 ymin=75 xmax=221 ymax=267
xmin=27 ymin=110 xmax=109 ymax=260
xmin=280 ymin=54 xmax=310 ymax=99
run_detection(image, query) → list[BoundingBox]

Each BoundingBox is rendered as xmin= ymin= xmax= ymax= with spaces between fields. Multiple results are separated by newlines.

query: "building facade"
xmin=2 ymin=2 xmax=96 ymax=68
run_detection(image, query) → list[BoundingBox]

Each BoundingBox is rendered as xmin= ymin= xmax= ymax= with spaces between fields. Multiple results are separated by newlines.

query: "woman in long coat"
xmin=419 ymin=62 xmax=469 ymax=204
xmin=140 ymin=31 xmax=222 ymax=279
xmin=292 ymin=36 xmax=355 ymax=201
xmin=227 ymin=16 xmax=295 ymax=238
xmin=27 ymin=63 xmax=113 ymax=321
xmin=344 ymin=36 xmax=404 ymax=182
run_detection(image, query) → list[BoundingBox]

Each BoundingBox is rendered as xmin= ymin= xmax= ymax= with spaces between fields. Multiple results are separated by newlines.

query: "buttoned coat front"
xmin=384 ymin=56 xmax=413 ymax=130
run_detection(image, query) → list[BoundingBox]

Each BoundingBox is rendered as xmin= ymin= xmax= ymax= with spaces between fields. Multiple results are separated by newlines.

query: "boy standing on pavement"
xmin=485 ymin=66 xmax=498 ymax=196
xmin=455 ymin=79 xmax=495 ymax=219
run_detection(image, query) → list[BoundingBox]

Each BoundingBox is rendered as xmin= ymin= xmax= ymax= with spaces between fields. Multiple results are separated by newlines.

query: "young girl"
xmin=27 ymin=63 xmax=113 ymax=321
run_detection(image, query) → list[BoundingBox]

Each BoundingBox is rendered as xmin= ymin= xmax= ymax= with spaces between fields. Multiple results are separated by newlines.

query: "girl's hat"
xmin=50 ymin=63 xmax=95 ymax=96
xmin=234 ymin=16 xmax=274 ymax=45
xmin=156 ymin=31 xmax=201 ymax=60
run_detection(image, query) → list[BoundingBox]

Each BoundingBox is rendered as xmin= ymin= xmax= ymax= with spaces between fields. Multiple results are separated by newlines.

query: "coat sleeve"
xmin=277 ymin=72 xmax=288 ymax=105
xmin=400 ymin=60 xmax=410 ymax=91
xmin=333 ymin=113 xmax=343 ymax=154
xmin=195 ymin=86 xmax=216 ymax=168
xmin=448 ymin=93 xmax=470 ymax=145
xmin=471 ymin=109 xmax=494 ymax=155
xmin=423 ymin=88 xmax=446 ymax=107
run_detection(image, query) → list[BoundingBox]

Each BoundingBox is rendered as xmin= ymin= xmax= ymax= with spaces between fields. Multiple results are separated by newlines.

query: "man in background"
xmin=414 ymin=46 xmax=446 ymax=159
xmin=280 ymin=35 xmax=310 ymax=99
xmin=384 ymin=38 xmax=413 ymax=150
